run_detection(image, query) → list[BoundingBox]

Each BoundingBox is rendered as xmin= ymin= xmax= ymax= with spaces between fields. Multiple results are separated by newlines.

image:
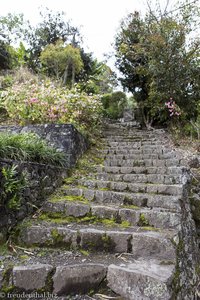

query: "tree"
xmin=0 ymin=13 xmax=27 ymax=70
xmin=40 ymin=40 xmax=83 ymax=87
xmin=25 ymin=8 xmax=81 ymax=71
xmin=77 ymin=54 xmax=117 ymax=94
xmin=115 ymin=1 xmax=200 ymax=126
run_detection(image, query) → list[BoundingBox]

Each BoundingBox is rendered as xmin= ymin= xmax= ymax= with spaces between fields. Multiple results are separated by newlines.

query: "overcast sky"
xmin=1 ymin=0 xmax=179 ymax=67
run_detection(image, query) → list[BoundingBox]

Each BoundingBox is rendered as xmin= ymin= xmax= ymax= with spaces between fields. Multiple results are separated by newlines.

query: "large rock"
xmin=131 ymin=232 xmax=176 ymax=261
xmin=107 ymin=260 xmax=174 ymax=300
xmin=12 ymin=264 xmax=53 ymax=291
xmin=53 ymin=264 xmax=106 ymax=295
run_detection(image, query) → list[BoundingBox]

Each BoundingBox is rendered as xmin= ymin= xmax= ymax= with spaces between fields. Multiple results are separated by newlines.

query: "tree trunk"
xmin=63 ymin=64 xmax=68 ymax=86
xmin=71 ymin=64 xmax=75 ymax=88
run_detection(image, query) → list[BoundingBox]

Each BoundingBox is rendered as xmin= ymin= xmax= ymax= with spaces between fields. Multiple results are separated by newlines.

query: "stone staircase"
xmin=0 ymin=122 xmax=199 ymax=299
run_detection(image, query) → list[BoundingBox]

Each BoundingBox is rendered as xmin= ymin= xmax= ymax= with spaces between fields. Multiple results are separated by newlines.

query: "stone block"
xmin=13 ymin=264 xmax=53 ymax=291
xmin=64 ymin=202 xmax=90 ymax=217
xmin=91 ymin=205 xmax=118 ymax=220
xmin=131 ymin=232 xmax=176 ymax=261
xmin=119 ymin=209 xmax=139 ymax=225
xmin=53 ymin=264 xmax=106 ymax=295
xmin=107 ymin=260 xmax=174 ymax=300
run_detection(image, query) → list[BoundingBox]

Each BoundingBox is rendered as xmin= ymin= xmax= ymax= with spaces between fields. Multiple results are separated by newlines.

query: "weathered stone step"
xmin=96 ymin=172 xmax=183 ymax=185
xmin=100 ymin=150 xmax=178 ymax=160
xmin=62 ymin=187 xmax=181 ymax=211
xmin=78 ymin=179 xmax=183 ymax=195
xmin=107 ymin=259 xmax=175 ymax=300
xmin=104 ymin=147 xmax=173 ymax=154
xmin=104 ymin=142 xmax=168 ymax=148
xmin=102 ymin=137 xmax=162 ymax=142
xmin=103 ymin=158 xmax=180 ymax=167
xmin=97 ymin=165 xmax=183 ymax=175
xmin=43 ymin=201 xmax=181 ymax=229
xmin=12 ymin=263 xmax=107 ymax=296
xmin=20 ymin=223 xmax=176 ymax=259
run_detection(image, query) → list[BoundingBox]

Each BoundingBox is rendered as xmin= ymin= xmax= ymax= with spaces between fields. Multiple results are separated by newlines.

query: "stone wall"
xmin=0 ymin=124 xmax=89 ymax=240
xmin=0 ymin=159 xmax=67 ymax=239
xmin=0 ymin=123 xmax=89 ymax=167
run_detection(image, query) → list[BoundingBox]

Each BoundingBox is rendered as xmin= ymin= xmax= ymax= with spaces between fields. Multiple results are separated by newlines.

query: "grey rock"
xmin=12 ymin=264 xmax=53 ymax=291
xmin=139 ymin=211 xmax=181 ymax=229
xmin=131 ymin=232 xmax=176 ymax=261
xmin=91 ymin=205 xmax=118 ymax=219
xmin=42 ymin=201 xmax=65 ymax=213
xmin=119 ymin=209 xmax=139 ymax=225
xmin=107 ymin=260 xmax=174 ymax=300
xmin=21 ymin=226 xmax=77 ymax=247
xmin=110 ymin=182 xmax=128 ymax=192
xmin=79 ymin=229 xmax=107 ymax=251
xmin=64 ymin=202 xmax=90 ymax=217
xmin=107 ymin=231 xmax=132 ymax=253
xmin=53 ymin=264 xmax=106 ymax=295
xmin=83 ymin=189 xmax=95 ymax=201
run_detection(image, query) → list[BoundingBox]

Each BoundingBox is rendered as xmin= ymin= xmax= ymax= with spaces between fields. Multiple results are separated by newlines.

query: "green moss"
xmin=51 ymin=229 xmax=65 ymax=245
xmin=1 ymin=268 xmax=15 ymax=293
xmin=99 ymin=187 xmax=110 ymax=191
xmin=121 ymin=204 xmax=140 ymax=210
xmin=120 ymin=220 xmax=131 ymax=228
xmin=39 ymin=212 xmax=120 ymax=228
xmin=49 ymin=195 xmax=89 ymax=204
xmin=140 ymin=226 xmax=160 ymax=231
xmin=101 ymin=218 xmax=117 ymax=226
xmin=19 ymin=255 xmax=29 ymax=261
xmin=101 ymin=233 xmax=115 ymax=251
xmin=138 ymin=213 xmax=150 ymax=226
xmin=79 ymin=249 xmax=90 ymax=256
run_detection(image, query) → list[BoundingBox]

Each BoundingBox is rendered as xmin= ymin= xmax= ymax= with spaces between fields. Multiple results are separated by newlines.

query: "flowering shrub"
xmin=165 ymin=97 xmax=181 ymax=117
xmin=0 ymin=80 xmax=103 ymax=133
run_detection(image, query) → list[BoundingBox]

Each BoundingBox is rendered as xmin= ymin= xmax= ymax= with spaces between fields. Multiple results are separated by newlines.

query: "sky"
xmin=1 ymin=0 xmax=179 ymax=68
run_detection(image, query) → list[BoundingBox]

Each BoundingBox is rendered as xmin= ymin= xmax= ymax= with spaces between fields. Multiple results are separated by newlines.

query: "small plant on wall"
xmin=0 ymin=164 xmax=28 ymax=211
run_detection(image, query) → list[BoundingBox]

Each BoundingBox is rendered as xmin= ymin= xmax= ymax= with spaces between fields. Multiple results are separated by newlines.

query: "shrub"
xmin=0 ymin=132 xmax=66 ymax=166
xmin=101 ymin=91 xmax=127 ymax=119
xmin=0 ymin=79 xmax=103 ymax=134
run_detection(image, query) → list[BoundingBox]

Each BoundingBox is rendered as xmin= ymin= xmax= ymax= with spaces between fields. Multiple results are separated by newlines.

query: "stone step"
xmin=96 ymin=166 xmax=183 ymax=175
xmin=100 ymin=150 xmax=178 ymax=160
xmin=105 ymin=142 xmax=169 ymax=148
xmin=12 ymin=263 xmax=107 ymax=296
xmin=0 ymin=249 xmax=176 ymax=297
xmin=102 ymin=137 xmax=162 ymax=142
xmin=104 ymin=147 xmax=173 ymax=154
xmin=96 ymin=172 xmax=183 ymax=185
xmin=43 ymin=201 xmax=181 ymax=229
xmin=62 ymin=187 xmax=181 ymax=211
xmin=20 ymin=223 xmax=176 ymax=260
xmin=78 ymin=179 xmax=183 ymax=195
xmin=103 ymin=158 xmax=180 ymax=167
xmin=107 ymin=259 xmax=175 ymax=300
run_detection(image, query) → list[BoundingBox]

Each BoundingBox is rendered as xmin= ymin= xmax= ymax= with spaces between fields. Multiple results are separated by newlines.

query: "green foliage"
xmin=115 ymin=1 xmax=200 ymax=126
xmin=0 ymin=132 xmax=66 ymax=166
xmin=101 ymin=91 xmax=127 ymax=119
xmin=0 ymin=164 xmax=28 ymax=210
xmin=138 ymin=213 xmax=149 ymax=226
xmin=40 ymin=40 xmax=83 ymax=87
xmin=1 ymin=78 xmax=103 ymax=133
xmin=25 ymin=8 xmax=81 ymax=71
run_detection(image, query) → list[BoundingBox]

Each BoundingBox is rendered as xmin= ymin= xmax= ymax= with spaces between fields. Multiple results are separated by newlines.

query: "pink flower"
xmin=29 ymin=98 xmax=39 ymax=103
